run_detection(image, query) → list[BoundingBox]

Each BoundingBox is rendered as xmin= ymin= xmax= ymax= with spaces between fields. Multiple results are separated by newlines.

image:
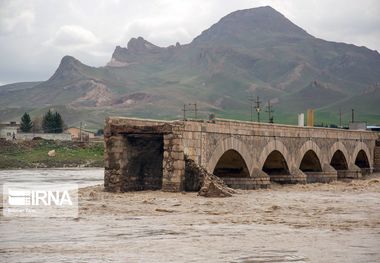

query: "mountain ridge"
xmin=1 ymin=6 xmax=379 ymax=127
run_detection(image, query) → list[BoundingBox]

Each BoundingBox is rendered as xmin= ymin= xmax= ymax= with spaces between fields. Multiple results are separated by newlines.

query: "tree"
xmin=20 ymin=112 xmax=33 ymax=132
xmin=96 ymin=129 xmax=104 ymax=136
xmin=42 ymin=110 xmax=64 ymax=133
xmin=32 ymin=116 xmax=43 ymax=133
xmin=42 ymin=110 xmax=54 ymax=133
xmin=53 ymin=112 xmax=64 ymax=133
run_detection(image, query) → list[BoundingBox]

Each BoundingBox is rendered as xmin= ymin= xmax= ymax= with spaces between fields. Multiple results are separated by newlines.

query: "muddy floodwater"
xmin=1 ymin=169 xmax=380 ymax=262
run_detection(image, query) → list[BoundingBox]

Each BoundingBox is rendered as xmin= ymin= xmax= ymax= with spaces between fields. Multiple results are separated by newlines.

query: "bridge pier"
xmin=374 ymin=141 xmax=380 ymax=172
xmin=222 ymin=168 xmax=270 ymax=189
xmin=336 ymin=164 xmax=362 ymax=179
xmin=288 ymin=167 xmax=307 ymax=184
xmin=263 ymin=167 xmax=307 ymax=184
xmin=162 ymin=132 xmax=185 ymax=192
xmin=104 ymin=135 xmax=124 ymax=192
xmin=304 ymin=164 xmax=337 ymax=183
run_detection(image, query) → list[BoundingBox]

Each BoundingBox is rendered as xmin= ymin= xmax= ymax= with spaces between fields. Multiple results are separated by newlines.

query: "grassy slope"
xmin=0 ymin=140 xmax=104 ymax=169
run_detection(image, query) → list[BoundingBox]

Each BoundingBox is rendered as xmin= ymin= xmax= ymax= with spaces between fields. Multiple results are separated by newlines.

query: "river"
xmin=1 ymin=169 xmax=380 ymax=262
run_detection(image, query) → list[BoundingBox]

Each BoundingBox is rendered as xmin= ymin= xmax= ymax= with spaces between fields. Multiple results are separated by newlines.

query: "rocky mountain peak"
xmin=108 ymin=37 xmax=163 ymax=66
xmin=127 ymin=36 xmax=160 ymax=52
xmin=48 ymin=55 xmax=85 ymax=82
xmin=58 ymin=56 xmax=82 ymax=69
xmin=192 ymin=6 xmax=312 ymax=45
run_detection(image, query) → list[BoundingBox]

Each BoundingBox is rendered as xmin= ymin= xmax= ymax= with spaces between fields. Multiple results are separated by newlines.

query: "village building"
xmin=65 ymin=127 xmax=96 ymax=141
xmin=0 ymin=122 xmax=19 ymax=140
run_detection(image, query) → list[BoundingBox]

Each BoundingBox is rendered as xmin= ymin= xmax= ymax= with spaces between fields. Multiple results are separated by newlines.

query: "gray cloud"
xmin=44 ymin=25 xmax=100 ymax=50
xmin=0 ymin=0 xmax=379 ymax=84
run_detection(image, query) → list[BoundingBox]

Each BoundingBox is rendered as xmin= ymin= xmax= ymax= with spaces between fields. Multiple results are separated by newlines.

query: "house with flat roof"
xmin=0 ymin=122 xmax=19 ymax=140
xmin=65 ymin=127 xmax=96 ymax=141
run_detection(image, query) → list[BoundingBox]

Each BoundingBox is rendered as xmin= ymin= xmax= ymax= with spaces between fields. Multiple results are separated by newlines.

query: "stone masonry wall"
xmin=104 ymin=117 xmax=378 ymax=192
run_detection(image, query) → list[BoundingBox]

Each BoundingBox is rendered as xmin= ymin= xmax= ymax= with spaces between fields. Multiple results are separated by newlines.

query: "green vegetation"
xmin=0 ymin=140 xmax=104 ymax=169
xmin=20 ymin=112 xmax=33 ymax=132
xmin=42 ymin=109 xmax=64 ymax=133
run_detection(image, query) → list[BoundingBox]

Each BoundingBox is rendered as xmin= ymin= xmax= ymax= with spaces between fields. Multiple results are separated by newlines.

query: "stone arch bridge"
xmin=104 ymin=117 xmax=379 ymax=192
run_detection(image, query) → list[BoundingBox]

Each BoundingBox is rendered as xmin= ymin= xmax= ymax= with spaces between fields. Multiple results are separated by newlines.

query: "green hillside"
xmin=0 ymin=6 xmax=379 ymax=128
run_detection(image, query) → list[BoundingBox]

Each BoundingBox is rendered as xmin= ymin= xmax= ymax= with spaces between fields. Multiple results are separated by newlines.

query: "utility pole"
xmin=183 ymin=103 xmax=198 ymax=120
xmin=339 ymin=108 xmax=342 ymax=128
xmin=255 ymin=96 xmax=261 ymax=122
xmin=248 ymin=94 xmax=254 ymax=122
xmin=190 ymin=103 xmax=198 ymax=119
xmin=351 ymin=109 xmax=355 ymax=123
xmin=266 ymin=100 xmax=274 ymax=123
xmin=188 ymin=103 xmax=198 ymax=119
xmin=79 ymin=121 xmax=82 ymax=142
xmin=183 ymin=104 xmax=187 ymax=120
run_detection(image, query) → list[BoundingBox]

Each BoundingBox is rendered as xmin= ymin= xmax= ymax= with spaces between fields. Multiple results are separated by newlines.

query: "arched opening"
xmin=330 ymin=150 xmax=349 ymax=179
xmin=330 ymin=150 xmax=348 ymax=170
xmin=355 ymin=150 xmax=371 ymax=175
xmin=299 ymin=150 xmax=322 ymax=183
xmin=300 ymin=150 xmax=322 ymax=172
xmin=213 ymin=149 xmax=250 ymax=178
xmin=262 ymin=150 xmax=290 ymax=184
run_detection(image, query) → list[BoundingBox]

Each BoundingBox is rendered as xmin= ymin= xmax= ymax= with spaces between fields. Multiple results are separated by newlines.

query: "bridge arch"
xmin=299 ymin=150 xmax=322 ymax=172
xmin=262 ymin=150 xmax=291 ymax=183
xmin=352 ymin=143 xmax=372 ymax=168
xmin=328 ymin=142 xmax=349 ymax=173
xmin=258 ymin=140 xmax=293 ymax=183
xmin=206 ymin=137 xmax=253 ymax=176
xmin=330 ymin=150 xmax=349 ymax=170
xmin=213 ymin=149 xmax=250 ymax=178
xmin=296 ymin=140 xmax=322 ymax=169
xmin=258 ymin=140 xmax=291 ymax=169
xmin=353 ymin=143 xmax=372 ymax=175
xmin=328 ymin=142 xmax=349 ymax=166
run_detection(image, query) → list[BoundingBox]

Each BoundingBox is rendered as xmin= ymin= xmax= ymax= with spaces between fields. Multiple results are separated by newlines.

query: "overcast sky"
xmin=0 ymin=0 xmax=379 ymax=85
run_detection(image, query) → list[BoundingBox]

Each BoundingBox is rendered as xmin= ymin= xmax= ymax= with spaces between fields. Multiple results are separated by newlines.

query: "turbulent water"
xmin=1 ymin=169 xmax=380 ymax=262
xmin=0 ymin=168 xmax=104 ymax=190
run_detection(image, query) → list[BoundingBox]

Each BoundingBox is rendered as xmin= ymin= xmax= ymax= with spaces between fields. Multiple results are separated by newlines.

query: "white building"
xmin=0 ymin=122 xmax=19 ymax=140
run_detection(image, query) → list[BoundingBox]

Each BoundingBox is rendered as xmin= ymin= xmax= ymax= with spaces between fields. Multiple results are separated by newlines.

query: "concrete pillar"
xmin=298 ymin=113 xmax=304 ymax=127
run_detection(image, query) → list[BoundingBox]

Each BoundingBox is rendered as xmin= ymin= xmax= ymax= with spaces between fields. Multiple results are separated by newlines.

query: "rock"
xmin=199 ymin=174 xmax=235 ymax=198
xmin=48 ymin=150 xmax=56 ymax=157
xmin=184 ymin=156 xmax=235 ymax=197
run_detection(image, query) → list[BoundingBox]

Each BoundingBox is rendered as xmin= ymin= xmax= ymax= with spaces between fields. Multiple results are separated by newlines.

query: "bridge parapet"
xmin=104 ymin=117 xmax=377 ymax=192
